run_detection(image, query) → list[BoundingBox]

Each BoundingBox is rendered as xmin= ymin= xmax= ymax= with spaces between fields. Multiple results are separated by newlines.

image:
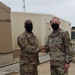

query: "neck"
xmin=53 ymin=28 xmax=60 ymax=32
xmin=25 ymin=30 xmax=33 ymax=34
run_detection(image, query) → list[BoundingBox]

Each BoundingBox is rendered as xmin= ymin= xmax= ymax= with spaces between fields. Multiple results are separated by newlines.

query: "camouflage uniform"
xmin=17 ymin=31 xmax=39 ymax=75
xmin=45 ymin=28 xmax=74 ymax=75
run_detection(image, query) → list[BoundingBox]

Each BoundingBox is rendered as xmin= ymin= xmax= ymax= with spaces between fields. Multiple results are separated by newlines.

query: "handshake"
xmin=40 ymin=46 xmax=49 ymax=53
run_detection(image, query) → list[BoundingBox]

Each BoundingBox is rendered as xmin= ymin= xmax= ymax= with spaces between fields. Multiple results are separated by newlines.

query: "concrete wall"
xmin=11 ymin=12 xmax=41 ymax=50
xmin=11 ymin=12 xmax=71 ymax=50
xmin=0 ymin=2 xmax=13 ymax=65
xmin=0 ymin=2 xmax=12 ymax=53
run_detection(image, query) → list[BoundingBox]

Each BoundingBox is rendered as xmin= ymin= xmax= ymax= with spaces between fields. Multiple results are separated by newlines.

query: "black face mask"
xmin=51 ymin=23 xmax=59 ymax=31
xmin=25 ymin=23 xmax=33 ymax=33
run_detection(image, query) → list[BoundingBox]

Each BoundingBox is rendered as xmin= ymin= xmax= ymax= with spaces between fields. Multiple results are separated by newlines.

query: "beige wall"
xmin=11 ymin=12 xmax=71 ymax=50
xmin=11 ymin=12 xmax=41 ymax=50
xmin=40 ymin=15 xmax=71 ymax=46
xmin=0 ymin=2 xmax=12 ymax=53
xmin=59 ymin=19 xmax=71 ymax=37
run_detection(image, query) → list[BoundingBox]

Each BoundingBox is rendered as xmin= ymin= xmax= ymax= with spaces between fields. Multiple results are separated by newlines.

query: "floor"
xmin=14 ymin=62 xmax=75 ymax=75
xmin=0 ymin=52 xmax=75 ymax=75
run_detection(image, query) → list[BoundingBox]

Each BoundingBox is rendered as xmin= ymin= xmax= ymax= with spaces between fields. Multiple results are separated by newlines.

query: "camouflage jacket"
xmin=46 ymin=28 xmax=74 ymax=65
xmin=17 ymin=31 xmax=39 ymax=65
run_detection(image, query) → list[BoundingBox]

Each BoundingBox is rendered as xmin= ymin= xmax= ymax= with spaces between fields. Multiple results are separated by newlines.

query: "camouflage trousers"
xmin=50 ymin=65 xmax=68 ymax=75
xmin=20 ymin=64 xmax=38 ymax=75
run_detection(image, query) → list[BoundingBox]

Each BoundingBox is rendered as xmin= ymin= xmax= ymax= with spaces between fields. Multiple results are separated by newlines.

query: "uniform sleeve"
xmin=17 ymin=36 xmax=39 ymax=53
xmin=64 ymin=31 xmax=74 ymax=64
xmin=44 ymin=36 xmax=49 ymax=53
xmin=32 ymin=36 xmax=39 ymax=50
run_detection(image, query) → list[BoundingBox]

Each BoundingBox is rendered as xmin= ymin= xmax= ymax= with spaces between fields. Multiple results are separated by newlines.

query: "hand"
xmin=64 ymin=63 xmax=70 ymax=69
xmin=41 ymin=47 xmax=46 ymax=53
xmin=42 ymin=49 xmax=46 ymax=53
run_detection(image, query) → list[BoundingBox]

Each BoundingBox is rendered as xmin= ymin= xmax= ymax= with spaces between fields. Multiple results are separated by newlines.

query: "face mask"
xmin=25 ymin=23 xmax=33 ymax=33
xmin=51 ymin=23 xmax=59 ymax=31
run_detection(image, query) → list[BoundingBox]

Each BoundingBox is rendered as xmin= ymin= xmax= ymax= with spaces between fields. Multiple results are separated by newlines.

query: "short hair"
xmin=25 ymin=19 xmax=32 ymax=25
xmin=52 ymin=17 xmax=59 ymax=20
xmin=50 ymin=17 xmax=60 ymax=23
xmin=24 ymin=19 xmax=32 ymax=27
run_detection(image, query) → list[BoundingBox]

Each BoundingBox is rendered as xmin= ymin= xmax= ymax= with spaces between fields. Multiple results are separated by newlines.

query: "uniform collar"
xmin=51 ymin=28 xmax=61 ymax=37
xmin=53 ymin=28 xmax=61 ymax=33
xmin=23 ymin=30 xmax=33 ymax=37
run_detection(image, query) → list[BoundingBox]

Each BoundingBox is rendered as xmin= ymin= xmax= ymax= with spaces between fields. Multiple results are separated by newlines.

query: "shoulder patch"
xmin=60 ymin=29 xmax=68 ymax=37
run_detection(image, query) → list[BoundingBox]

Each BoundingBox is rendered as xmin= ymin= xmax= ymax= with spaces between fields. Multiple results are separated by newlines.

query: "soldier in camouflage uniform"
xmin=42 ymin=17 xmax=74 ymax=75
xmin=17 ymin=20 xmax=39 ymax=75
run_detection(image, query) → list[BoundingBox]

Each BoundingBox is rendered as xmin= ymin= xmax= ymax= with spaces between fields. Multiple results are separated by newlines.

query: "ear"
xmin=50 ymin=20 xmax=52 ymax=23
xmin=59 ymin=22 xmax=60 ymax=27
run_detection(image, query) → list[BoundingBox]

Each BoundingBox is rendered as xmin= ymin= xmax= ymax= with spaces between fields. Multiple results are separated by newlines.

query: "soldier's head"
xmin=50 ymin=17 xmax=60 ymax=31
xmin=24 ymin=19 xmax=33 ymax=33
